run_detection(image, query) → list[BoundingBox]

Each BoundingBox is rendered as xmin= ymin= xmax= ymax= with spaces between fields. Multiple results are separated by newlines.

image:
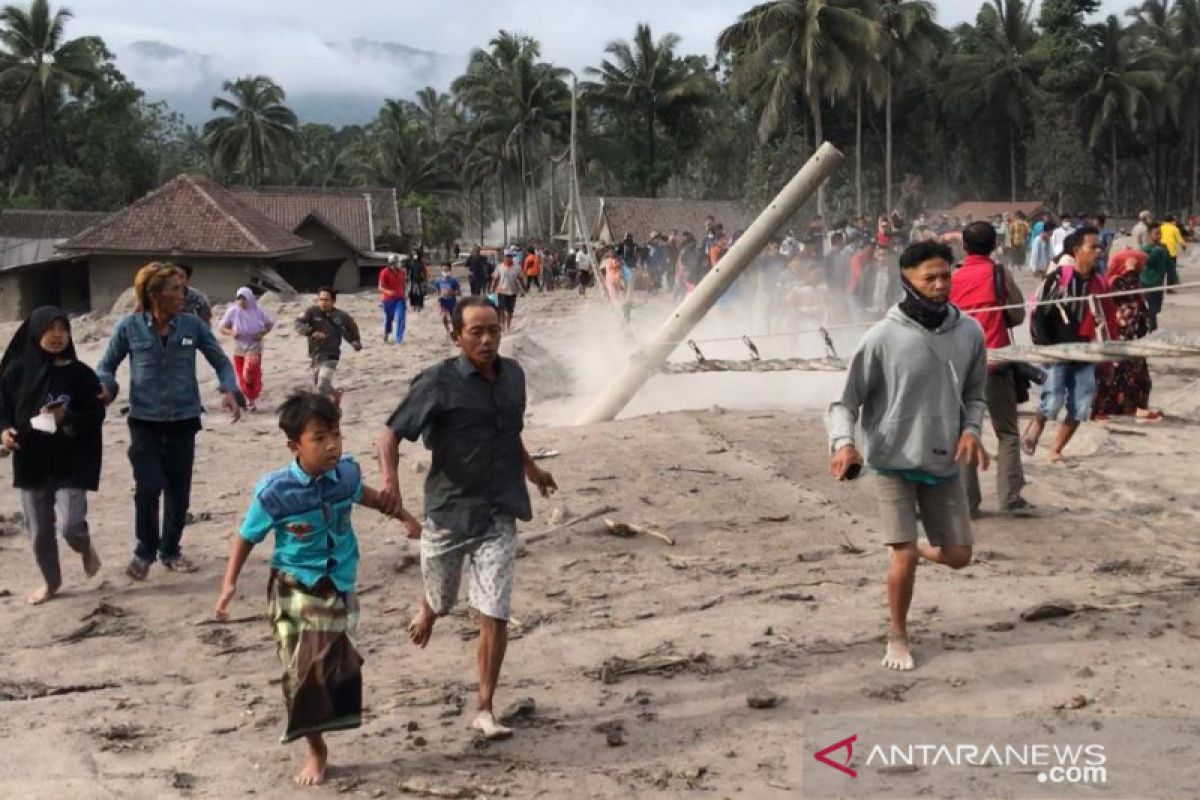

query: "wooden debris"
xmin=666 ymin=464 xmax=716 ymax=475
xmin=602 ymin=518 xmax=675 ymax=546
xmin=398 ymin=779 xmax=506 ymax=798
xmin=1020 ymin=602 xmax=1077 ymax=622
xmin=588 ymin=646 xmax=711 ymax=684
xmin=524 ymin=505 xmax=617 ymax=545
xmin=195 ymin=614 xmax=263 ymax=627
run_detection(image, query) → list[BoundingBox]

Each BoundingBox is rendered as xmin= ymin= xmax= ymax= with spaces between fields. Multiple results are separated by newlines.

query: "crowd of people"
xmin=0 ymin=200 xmax=1191 ymax=787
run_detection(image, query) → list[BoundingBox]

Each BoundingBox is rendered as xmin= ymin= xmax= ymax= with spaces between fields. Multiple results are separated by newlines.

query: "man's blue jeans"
xmin=382 ymin=298 xmax=406 ymax=343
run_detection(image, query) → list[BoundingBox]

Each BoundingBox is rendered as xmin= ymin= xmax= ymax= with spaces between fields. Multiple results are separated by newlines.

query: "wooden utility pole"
xmin=577 ymin=143 xmax=844 ymax=424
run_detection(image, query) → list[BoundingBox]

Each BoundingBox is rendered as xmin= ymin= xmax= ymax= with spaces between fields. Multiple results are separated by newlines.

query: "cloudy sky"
xmin=69 ymin=0 xmax=1133 ymax=123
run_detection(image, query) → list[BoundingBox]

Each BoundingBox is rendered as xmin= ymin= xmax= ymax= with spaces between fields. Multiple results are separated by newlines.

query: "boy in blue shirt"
xmin=433 ymin=262 xmax=462 ymax=338
xmin=214 ymin=391 xmax=419 ymax=786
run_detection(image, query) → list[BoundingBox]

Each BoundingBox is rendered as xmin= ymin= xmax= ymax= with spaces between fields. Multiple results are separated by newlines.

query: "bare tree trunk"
xmin=1112 ymin=127 xmax=1119 ymax=216
xmin=500 ymin=175 xmax=509 ymax=246
xmin=811 ymin=91 xmax=825 ymax=218
xmin=1009 ymin=124 xmax=1017 ymax=204
xmin=518 ymin=143 xmax=529 ymax=240
xmin=479 ymin=184 xmax=485 ymax=244
xmin=855 ymin=85 xmax=863 ymax=217
xmin=1192 ymin=131 xmax=1198 ymax=215
xmin=647 ymin=108 xmax=657 ymax=199
xmin=885 ymin=82 xmax=893 ymax=214
xmin=549 ymin=160 xmax=556 ymax=241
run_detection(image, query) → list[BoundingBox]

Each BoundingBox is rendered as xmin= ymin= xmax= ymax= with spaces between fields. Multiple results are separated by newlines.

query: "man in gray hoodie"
xmin=827 ymin=240 xmax=989 ymax=672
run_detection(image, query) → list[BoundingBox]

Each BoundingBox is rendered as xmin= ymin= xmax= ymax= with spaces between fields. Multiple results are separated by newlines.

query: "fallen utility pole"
xmin=577 ymin=142 xmax=844 ymax=424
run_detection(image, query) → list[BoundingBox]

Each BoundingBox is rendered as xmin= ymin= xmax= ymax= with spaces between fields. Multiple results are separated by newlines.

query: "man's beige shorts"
xmin=874 ymin=472 xmax=973 ymax=548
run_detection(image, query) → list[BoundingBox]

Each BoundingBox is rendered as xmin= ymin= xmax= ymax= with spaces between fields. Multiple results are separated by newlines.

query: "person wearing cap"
xmin=1131 ymin=210 xmax=1152 ymax=249
xmin=379 ymin=255 xmax=407 ymax=344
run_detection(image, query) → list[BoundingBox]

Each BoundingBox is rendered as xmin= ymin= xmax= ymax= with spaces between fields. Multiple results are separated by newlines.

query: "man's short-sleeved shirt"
xmin=183 ymin=287 xmax=212 ymax=324
xmin=434 ymin=275 xmax=461 ymax=299
xmin=239 ymin=457 xmax=363 ymax=593
xmin=386 ymin=356 xmax=530 ymax=539
xmin=1161 ymin=222 xmax=1184 ymax=258
xmin=494 ymin=264 xmax=522 ymax=295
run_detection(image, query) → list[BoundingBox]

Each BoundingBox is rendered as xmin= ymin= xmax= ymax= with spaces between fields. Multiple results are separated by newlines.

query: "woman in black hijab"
xmin=0 ymin=306 xmax=105 ymax=604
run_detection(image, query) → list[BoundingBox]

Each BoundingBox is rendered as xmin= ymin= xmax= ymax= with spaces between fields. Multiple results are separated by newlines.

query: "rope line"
xmin=658 ymin=333 xmax=1200 ymax=372
xmin=666 ymin=279 xmax=1200 ymax=347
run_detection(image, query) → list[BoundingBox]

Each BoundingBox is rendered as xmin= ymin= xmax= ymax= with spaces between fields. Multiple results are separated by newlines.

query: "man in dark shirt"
xmin=377 ymin=296 xmax=556 ymax=741
xmin=176 ymin=262 xmax=212 ymax=326
xmin=465 ymin=245 xmax=491 ymax=297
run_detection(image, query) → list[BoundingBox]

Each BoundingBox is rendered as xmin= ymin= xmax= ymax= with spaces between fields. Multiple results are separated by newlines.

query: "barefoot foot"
xmin=82 ymin=544 xmax=102 ymax=578
xmin=882 ymin=638 xmax=915 ymax=671
xmin=26 ymin=584 xmax=58 ymax=605
xmin=1047 ymin=450 xmax=1065 ymax=465
xmin=471 ymin=710 xmax=513 ymax=740
xmin=295 ymin=737 xmax=328 ymax=786
xmin=408 ymin=604 xmax=437 ymax=648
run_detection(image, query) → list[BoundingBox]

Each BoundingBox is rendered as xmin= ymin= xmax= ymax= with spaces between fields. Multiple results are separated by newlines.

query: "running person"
xmin=215 ymin=391 xmax=418 ymax=786
xmin=377 ymin=297 xmax=557 ymax=740
xmin=294 ymin=287 xmax=362 ymax=403
xmin=433 ymin=262 xmax=462 ymax=338
xmin=490 ymin=255 xmax=524 ymax=332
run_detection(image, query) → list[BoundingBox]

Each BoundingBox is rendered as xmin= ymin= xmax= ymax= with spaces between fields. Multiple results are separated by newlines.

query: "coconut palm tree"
xmin=584 ymin=23 xmax=713 ymax=197
xmin=944 ymin=0 xmax=1038 ymax=202
xmin=718 ymin=0 xmax=879 ymax=216
xmin=876 ymin=0 xmax=948 ymax=212
xmin=413 ymin=86 xmax=458 ymax=142
xmin=354 ymin=99 xmax=458 ymax=196
xmin=203 ymin=75 xmax=298 ymax=187
xmin=454 ymin=31 xmax=570 ymax=238
xmin=1168 ymin=0 xmax=1200 ymax=208
xmin=1082 ymin=15 xmax=1163 ymax=213
xmin=0 ymin=0 xmax=98 ymax=186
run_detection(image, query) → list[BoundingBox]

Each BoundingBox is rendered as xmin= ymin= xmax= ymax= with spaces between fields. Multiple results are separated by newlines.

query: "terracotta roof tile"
xmin=237 ymin=191 xmax=373 ymax=253
xmin=578 ymin=196 xmax=746 ymax=244
xmin=252 ymin=185 xmax=403 ymax=238
xmin=60 ymin=174 xmax=310 ymax=257
xmin=936 ymin=201 xmax=1047 ymax=220
xmin=0 ymin=209 xmax=110 ymax=239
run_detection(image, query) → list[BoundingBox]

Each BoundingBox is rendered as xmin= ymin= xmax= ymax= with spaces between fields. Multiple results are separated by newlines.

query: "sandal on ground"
xmin=161 ymin=555 xmax=198 ymax=573
xmin=126 ymin=557 xmax=151 ymax=581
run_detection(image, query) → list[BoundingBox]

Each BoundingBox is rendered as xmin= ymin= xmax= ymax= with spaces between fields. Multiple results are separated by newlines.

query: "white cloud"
xmin=66 ymin=0 xmax=1136 ymax=118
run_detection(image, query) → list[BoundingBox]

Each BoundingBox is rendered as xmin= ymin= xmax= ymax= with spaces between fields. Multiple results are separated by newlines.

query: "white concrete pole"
xmin=577 ymin=142 xmax=844 ymax=424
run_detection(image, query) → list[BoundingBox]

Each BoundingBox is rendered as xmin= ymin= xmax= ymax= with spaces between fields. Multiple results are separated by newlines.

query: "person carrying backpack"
xmin=949 ymin=221 xmax=1032 ymax=516
xmin=1022 ymin=227 xmax=1117 ymax=464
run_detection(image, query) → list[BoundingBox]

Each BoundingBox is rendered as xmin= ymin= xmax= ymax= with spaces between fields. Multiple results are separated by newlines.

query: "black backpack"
xmin=1030 ymin=267 xmax=1082 ymax=345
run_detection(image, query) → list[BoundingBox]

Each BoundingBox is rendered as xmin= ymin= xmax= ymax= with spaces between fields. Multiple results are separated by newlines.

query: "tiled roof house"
xmin=563 ymin=195 xmax=746 ymax=246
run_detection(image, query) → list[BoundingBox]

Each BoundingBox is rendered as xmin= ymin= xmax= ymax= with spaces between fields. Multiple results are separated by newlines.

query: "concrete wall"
xmin=278 ymin=220 xmax=358 ymax=292
xmin=0 ymin=272 xmax=21 ymax=321
xmin=89 ymin=255 xmax=271 ymax=315
xmin=0 ymin=261 xmax=91 ymax=322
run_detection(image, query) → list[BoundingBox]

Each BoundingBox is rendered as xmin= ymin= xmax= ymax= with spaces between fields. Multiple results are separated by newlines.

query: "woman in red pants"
xmin=218 ymin=287 xmax=273 ymax=411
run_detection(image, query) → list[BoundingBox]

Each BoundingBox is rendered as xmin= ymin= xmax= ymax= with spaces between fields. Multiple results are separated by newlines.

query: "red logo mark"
xmin=285 ymin=522 xmax=313 ymax=540
xmin=814 ymin=734 xmax=858 ymax=778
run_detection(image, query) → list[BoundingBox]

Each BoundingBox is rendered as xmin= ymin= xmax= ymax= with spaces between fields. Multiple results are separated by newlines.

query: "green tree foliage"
xmin=11 ymin=1 xmax=1200 ymax=231
xmin=203 ymin=75 xmax=299 ymax=187
xmin=583 ymin=23 xmax=714 ymax=196
xmin=718 ymin=0 xmax=880 ymax=215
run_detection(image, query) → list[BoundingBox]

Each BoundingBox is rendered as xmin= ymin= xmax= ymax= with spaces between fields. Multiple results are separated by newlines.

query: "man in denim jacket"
xmin=97 ymin=263 xmax=243 ymax=579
